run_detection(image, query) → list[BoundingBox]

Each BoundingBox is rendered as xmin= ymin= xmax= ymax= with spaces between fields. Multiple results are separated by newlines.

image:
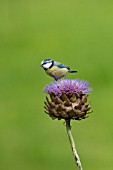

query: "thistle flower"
xmin=43 ymin=78 xmax=93 ymax=170
xmin=44 ymin=79 xmax=92 ymax=120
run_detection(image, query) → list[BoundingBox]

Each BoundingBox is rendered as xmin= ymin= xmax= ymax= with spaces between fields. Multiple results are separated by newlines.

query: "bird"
xmin=40 ymin=59 xmax=77 ymax=81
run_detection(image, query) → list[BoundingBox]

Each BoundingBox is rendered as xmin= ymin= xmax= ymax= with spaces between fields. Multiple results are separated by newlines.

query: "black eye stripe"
xmin=43 ymin=61 xmax=52 ymax=64
xmin=41 ymin=59 xmax=53 ymax=66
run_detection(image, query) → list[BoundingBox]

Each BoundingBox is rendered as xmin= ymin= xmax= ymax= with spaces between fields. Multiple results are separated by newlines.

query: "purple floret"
xmin=44 ymin=79 xmax=92 ymax=97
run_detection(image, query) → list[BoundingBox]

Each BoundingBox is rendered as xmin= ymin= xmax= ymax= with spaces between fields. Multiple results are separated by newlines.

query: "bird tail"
xmin=68 ymin=70 xmax=77 ymax=73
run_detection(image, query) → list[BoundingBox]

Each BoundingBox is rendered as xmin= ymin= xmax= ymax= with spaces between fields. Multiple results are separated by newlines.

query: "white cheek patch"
xmin=43 ymin=63 xmax=52 ymax=69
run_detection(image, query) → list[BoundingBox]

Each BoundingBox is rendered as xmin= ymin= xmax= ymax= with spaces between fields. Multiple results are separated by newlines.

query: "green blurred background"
xmin=0 ymin=0 xmax=113 ymax=169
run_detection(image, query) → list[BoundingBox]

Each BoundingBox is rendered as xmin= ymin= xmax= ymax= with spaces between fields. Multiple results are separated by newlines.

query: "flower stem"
xmin=65 ymin=119 xmax=83 ymax=170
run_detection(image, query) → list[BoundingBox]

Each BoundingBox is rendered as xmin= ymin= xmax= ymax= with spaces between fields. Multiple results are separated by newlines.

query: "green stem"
xmin=66 ymin=119 xmax=83 ymax=170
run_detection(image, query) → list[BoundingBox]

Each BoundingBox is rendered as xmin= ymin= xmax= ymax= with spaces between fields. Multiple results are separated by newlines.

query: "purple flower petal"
xmin=44 ymin=79 xmax=92 ymax=96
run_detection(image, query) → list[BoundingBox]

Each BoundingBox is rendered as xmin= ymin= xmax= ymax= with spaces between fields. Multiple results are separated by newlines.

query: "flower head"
xmin=44 ymin=79 xmax=92 ymax=120
xmin=45 ymin=79 xmax=92 ymax=96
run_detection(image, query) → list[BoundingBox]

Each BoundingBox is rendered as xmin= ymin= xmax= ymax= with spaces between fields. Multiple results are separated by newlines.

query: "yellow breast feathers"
xmin=46 ymin=66 xmax=68 ymax=79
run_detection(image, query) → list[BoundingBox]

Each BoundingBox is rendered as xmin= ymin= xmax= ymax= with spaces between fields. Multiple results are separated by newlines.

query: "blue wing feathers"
xmin=54 ymin=61 xmax=77 ymax=72
xmin=57 ymin=64 xmax=70 ymax=69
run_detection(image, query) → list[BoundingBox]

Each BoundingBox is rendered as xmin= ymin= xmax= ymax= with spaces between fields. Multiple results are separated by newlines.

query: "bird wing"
xmin=54 ymin=61 xmax=70 ymax=70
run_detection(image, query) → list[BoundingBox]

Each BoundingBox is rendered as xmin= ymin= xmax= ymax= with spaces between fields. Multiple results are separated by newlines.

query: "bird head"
xmin=40 ymin=59 xmax=54 ymax=70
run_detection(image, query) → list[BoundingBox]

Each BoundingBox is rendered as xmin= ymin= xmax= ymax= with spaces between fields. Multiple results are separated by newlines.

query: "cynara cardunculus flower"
xmin=44 ymin=78 xmax=92 ymax=170
xmin=44 ymin=79 xmax=92 ymax=120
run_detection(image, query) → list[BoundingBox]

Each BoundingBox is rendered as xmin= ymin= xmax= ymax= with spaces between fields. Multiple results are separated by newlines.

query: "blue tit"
xmin=40 ymin=59 xmax=77 ymax=81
